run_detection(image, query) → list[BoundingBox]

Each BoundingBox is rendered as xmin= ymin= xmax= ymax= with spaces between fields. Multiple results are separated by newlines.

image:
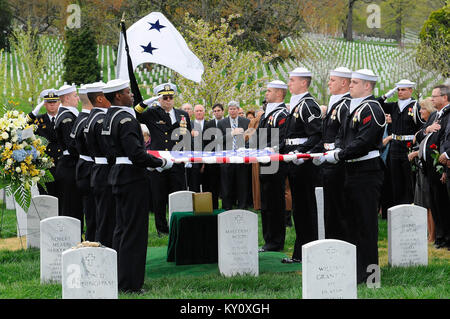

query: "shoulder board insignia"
xmin=62 ymin=118 xmax=72 ymax=124
xmin=98 ymin=119 xmax=104 ymax=124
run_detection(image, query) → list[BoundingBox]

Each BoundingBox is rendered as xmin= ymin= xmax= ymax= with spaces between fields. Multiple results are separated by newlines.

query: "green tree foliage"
xmin=63 ymin=25 xmax=101 ymax=85
xmin=416 ymin=5 xmax=449 ymax=77
xmin=0 ymin=0 xmax=13 ymax=50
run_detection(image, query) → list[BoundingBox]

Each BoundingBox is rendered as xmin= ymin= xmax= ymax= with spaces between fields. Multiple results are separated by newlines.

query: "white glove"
xmin=384 ymin=87 xmax=397 ymax=99
xmin=292 ymin=158 xmax=304 ymax=165
xmin=185 ymin=162 xmax=192 ymax=168
xmin=324 ymin=150 xmax=339 ymax=164
xmin=143 ymin=96 xmax=160 ymax=106
xmin=312 ymin=156 xmax=326 ymax=166
xmin=32 ymin=101 xmax=45 ymax=116
xmin=156 ymin=158 xmax=174 ymax=172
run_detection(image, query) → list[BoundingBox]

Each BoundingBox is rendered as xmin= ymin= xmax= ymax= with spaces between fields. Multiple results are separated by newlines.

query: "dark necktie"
xmin=50 ymin=116 xmax=55 ymax=128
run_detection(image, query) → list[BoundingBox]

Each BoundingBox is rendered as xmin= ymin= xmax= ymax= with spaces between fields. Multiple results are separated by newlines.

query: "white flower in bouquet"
xmin=1 ymin=132 xmax=8 ymax=139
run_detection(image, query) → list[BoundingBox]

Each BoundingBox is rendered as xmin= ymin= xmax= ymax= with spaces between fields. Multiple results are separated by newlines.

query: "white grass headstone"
xmin=315 ymin=187 xmax=325 ymax=240
xmin=14 ymin=199 xmax=27 ymax=237
xmin=218 ymin=210 xmax=259 ymax=277
xmin=40 ymin=216 xmax=80 ymax=283
xmin=388 ymin=204 xmax=428 ymax=267
xmin=27 ymin=195 xmax=58 ymax=249
xmin=62 ymin=246 xmax=118 ymax=299
xmin=168 ymin=190 xmax=194 ymax=224
xmin=302 ymin=239 xmax=357 ymax=299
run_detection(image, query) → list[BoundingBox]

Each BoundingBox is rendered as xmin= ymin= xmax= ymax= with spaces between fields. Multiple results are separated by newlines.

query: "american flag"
xmin=147 ymin=149 xmax=324 ymax=164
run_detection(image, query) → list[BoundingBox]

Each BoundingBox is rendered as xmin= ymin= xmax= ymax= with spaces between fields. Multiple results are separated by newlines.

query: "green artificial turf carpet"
xmin=146 ymin=247 xmax=301 ymax=279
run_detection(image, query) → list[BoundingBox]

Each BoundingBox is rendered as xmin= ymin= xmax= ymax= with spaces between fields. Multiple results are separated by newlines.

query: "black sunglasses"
xmin=163 ymin=95 xmax=174 ymax=100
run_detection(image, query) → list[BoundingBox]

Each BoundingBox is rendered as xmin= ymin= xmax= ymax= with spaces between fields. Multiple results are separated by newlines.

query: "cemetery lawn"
xmin=0 ymin=206 xmax=449 ymax=299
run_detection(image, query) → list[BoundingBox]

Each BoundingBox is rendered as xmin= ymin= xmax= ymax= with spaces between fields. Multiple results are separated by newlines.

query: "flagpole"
xmin=119 ymin=13 xmax=144 ymax=104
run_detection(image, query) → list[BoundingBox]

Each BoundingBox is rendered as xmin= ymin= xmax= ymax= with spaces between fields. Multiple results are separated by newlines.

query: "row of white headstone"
xmin=2 ymin=187 xmax=429 ymax=299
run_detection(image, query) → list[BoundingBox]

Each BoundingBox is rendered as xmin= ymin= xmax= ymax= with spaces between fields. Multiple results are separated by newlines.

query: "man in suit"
xmin=416 ymin=84 xmax=450 ymax=249
xmin=54 ymin=84 xmax=84 ymax=236
xmin=257 ymin=80 xmax=289 ymax=253
xmin=134 ymin=83 xmax=192 ymax=236
xmin=312 ymin=67 xmax=352 ymax=242
xmin=203 ymin=103 xmax=225 ymax=209
xmin=71 ymin=85 xmax=96 ymax=242
xmin=26 ymin=88 xmax=62 ymax=197
xmin=281 ymin=67 xmax=322 ymax=263
xmin=325 ymin=69 xmax=386 ymax=283
xmin=217 ymin=101 xmax=250 ymax=210
xmin=188 ymin=104 xmax=207 ymax=192
xmin=102 ymin=79 xmax=172 ymax=293
xmin=377 ymin=79 xmax=424 ymax=205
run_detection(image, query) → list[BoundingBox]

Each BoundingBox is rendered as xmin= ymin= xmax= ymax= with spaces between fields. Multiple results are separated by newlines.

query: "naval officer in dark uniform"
xmin=26 ymin=88 xmax=62 ymax=197
xmin=101 ymin=79 xmax=173 ymax=293
xmin=54 ymin=84 xmax=84 ymax=236
xmin=134 ymin=83 xmax=192 ymax=235
xmin=282 ymin=67 xmax=322 ymax=263
xmin=257 ymin=80 xmax=289 ymax=253
xmin=324 ymin=69 xmax=386 ymax=284
xmin=377 ymin=79 xmax=424 ymax=205
xmin=312 ymin=67 xmax=352 ymax=242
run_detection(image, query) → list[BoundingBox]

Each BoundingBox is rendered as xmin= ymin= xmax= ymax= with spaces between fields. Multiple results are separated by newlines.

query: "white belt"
xmin=346 ymin=150 xmax=380 ymax=163
xmin=63 ymin=150 xmax=70 ymax=156
xmin=79 ymin=155 xmax=94 ymax=162
xmin=285 ymin=138 xmax=307 ymax=146
xmin=324 ymin=143 xmax=335 ymax=151
xmin=95 ymin=157 xmax=108 ymax=164
xmin=391 ymin=134 xmax=414 ymax=141
xmin=115 ymin=157 xmax=132 ymax=165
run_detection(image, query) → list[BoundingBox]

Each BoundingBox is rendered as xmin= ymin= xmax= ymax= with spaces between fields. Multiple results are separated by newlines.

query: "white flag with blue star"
xmin=116 ymin=12 xmax=204 ymax=83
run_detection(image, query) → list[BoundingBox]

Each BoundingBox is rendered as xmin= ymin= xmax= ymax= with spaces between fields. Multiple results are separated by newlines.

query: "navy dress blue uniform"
xmin=334 ymin=96 xmax=386 ymax=283
xmin=54 ymin=106 xmax=84 ymax=235
xmin=84 ymin=108 xmax=116 ymax=248
xmin=26 ymin=111 xmax=62 ymax=197
xmin=258 ymin=104 xmax=289 ymax=251
xmin=313 ymin=94 xmax=351 ymax=242
xmin=70 ymin=110 xmax=96 ymax=242
xmin=416 ymin=104 xmax=450 ymax=248
xmin=377 ymin=96 xmax=424 ymax=204
xmin=282 ymin=93 xmax=322 ymax=260
xmin=134 ymin=102 xmax=192 ymax=234
xmin=102 ymin=105 xmax=166 ymax=292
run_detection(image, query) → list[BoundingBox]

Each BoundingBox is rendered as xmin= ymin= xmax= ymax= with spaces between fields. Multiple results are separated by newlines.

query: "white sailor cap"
xmin=396 ymin=79 xmax=415 ymax=88
xmin=154 ymin=82 xmax=177 ymax=96
xmin=86 ymin=81 xmax=106 ymax=93
xmin=57 ymin=84 xmax=77 ymax=96
xmin=78 ymin=84 xmax=88 ymax=95
xmin=289 ymin=67 xmax=312 ymax=77
xmin=267 ymin=80 xmax=288 ymax=89
xmin=102 ymin=79 xmax=130 ymax=94
xmin=39 ymin=88 xmax=57 ymax=99
xmin=352 ymin=69 xmax=378 ymax=82
xmin=330 ymin=67 xmax=352 ymax=78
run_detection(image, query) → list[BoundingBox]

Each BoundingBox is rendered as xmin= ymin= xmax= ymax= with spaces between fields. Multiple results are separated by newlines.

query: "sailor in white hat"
xmin=101 ymin=79 xmax=172 ymax=293
xmin=70 ymin=83 xmax=97 ymax=243
xmin=280 ymin=68 xmax=322 ymax=263
xmin=83 ymin=81 xmax=116 ymax=248
xmin=324 ymin=68 xmax=386 ymax=284
xmin=376 ymin=78 xmax=423 ymax=206
xmin=258 ymin=79 xmax=290 ymax=254
xmin=312 ymin=67 xmax=353 ymax=242
xmin=53 ymin=83 xmax=84 ymax=235
xmin=133 ymin=82 xmax=192 ymax=237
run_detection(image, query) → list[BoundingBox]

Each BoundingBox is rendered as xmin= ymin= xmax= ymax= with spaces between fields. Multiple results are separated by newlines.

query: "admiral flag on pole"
xmin=116 ymin=12 xmax=204 ymax=83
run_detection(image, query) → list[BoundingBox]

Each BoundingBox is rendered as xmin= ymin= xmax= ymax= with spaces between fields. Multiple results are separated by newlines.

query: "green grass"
xmin=0 ymin=203 xmax=449 ymax=299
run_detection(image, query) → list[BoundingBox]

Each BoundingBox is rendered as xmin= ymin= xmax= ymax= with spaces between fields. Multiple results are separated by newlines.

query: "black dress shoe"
xmin=281 ymin=257 xmax=301 ymax=264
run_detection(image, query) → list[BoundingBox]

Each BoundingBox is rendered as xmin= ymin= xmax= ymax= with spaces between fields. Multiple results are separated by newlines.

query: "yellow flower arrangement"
xmin=0 ymin=103 xmax=54 ymax=211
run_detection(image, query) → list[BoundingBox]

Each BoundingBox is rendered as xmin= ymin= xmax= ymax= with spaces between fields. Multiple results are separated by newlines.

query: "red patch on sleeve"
xmin=363 ymin=115 xmax=372 ymax=124
xmin=278 ymin=118 xmax=286 ymax=126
